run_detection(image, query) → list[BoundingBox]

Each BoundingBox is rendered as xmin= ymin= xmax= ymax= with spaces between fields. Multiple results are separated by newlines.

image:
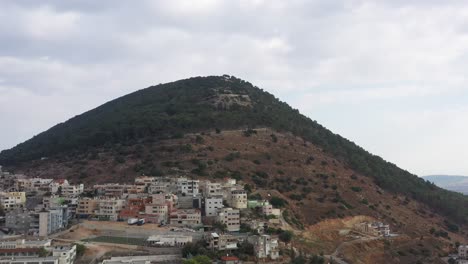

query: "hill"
xmin=423 ymin=175 xmax=468 ymax=194
xmin=1 ymin=75 xmax=467 ymax=225
xmin=2 ymin=75 xmax=468 ymax=262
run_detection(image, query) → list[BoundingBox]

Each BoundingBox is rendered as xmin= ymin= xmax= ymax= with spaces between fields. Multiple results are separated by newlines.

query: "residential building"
xmin=354 ymin=222 xmax=390 ymax=237
xmin=227 ymin=190 xmax=247 ymax=209
xmin=50 ymin=245 xmax=76 ymax=264
xmin=147 ymin=234 xmax=192 ymax=247
xmin=95 ymin=199 xmax=126 ymax=220
xmin=176 ymin=178 xmax=199 ymax=196
xmin=205 ymin=196 xmax=223 ymax=217
xmin=251 ymin=235 xmax=280 ymax=260
xmin=61 ymin=184 xmax=84 ymax=197
xmin=135 ymin=176 xmax=158 ymax=186
xmin=200 ymin=181 xmax=223 ymax=196
xmin=0 ymin=192 xmax=26 ymax=211
xmin=459 ymin=245 xmax=468 ymax=259
xmin=217 ymin=208 xmax=240 ymax=232
xmin=49 ymin=179 xmax=70 ymax=194
xmin=144 ymin=204 xmax=168 ymax=223
xmin=169 ymin=209 xmax=201 ymax=227
xmin=206 ymin=233 xmax=238 ymax=251
xmin=261 ymin=203 xmax=281 ymax=217
xmin=249 ymin=220 xmax=268 ymax=234
xmin=5 ymin=209 xmax=39 ymax=235
xmin=39 ymin=208 xmax=67 ymax=236
xmin=76 ymin=198 xmax=98 ymax=217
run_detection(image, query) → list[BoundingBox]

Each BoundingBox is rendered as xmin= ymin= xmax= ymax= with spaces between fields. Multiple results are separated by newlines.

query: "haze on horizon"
xmin=1 ymin=0 xmax=468 ymax=176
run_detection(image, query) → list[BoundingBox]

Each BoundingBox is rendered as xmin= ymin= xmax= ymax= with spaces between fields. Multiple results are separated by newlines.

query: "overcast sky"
xmin=1 ymin=0 xmax=468 ymax=176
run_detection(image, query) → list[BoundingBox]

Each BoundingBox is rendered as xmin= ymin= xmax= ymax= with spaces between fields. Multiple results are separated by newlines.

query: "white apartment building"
xmin=228 ymin=190 xmax=247 ymax=209
xmin=50 ymin=245 xmax=76 ymax=264
xmin=49 ymin=179 xmax=70 ymax=194
xmin=262 ymin=204 xmax=281 ymax=217
xmin=217 ymin=207 xmax=240 ymax=232
xmin=459 ymin=245 xmax=468 ymax=259
xmin=176 ymin=178 xmax=199 ymax=196
xmin=207 ymin=233 xmax=238 ymax=251
xmin=205 ymin=196 xmax=224 ymax=217
xmin=61 ymin=184 xmax=84 ymax=197
xmin=252 ymin=235 xmax=280 ymax=260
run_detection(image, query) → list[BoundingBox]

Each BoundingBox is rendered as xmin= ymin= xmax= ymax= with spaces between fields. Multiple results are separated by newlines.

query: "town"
xmin=1 ymin=165 xmax=453 ymax=264
xmin=0 ymin=165 xmax=287 ymax=264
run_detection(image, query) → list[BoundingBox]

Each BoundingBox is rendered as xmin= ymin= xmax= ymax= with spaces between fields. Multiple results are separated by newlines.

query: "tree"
xmin=270 ymin=196 xmax=287 ymax=208
xmin=279 ymin=230 xmax=293 ymax=243
xmin=74 ymin=243 xmax=86 ymax=256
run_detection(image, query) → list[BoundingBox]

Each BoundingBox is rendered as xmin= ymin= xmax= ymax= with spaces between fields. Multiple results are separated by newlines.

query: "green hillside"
xmin=1 ymin=75 xmax=467 ymax=223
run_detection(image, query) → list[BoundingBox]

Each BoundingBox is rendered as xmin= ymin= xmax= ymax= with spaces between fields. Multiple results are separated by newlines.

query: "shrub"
xmin=195 ymin=135 xmax=205 ymax=144
xmin=350 ymin=186 xmax=362 ymax=192
xmin=270 ymin=196 xmax=288 ymax=207
xmin=224 ymin=152 xmax=240 ymax=161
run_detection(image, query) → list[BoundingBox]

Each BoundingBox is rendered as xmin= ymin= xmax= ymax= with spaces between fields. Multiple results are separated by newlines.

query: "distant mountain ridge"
xmin=423 ymin=175 xmax=468 ymax=194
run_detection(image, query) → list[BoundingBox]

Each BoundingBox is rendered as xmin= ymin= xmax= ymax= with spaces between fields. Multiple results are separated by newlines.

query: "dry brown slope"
xmin=12 ymin=128 xmax=467 ymax=263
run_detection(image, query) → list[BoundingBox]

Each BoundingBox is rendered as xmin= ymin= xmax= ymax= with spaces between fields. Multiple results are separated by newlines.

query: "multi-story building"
xmin=217 ymin=208 xmax=240 ymax=232
xmin=50 ymin=245 xmax=76 ymax=264
xmin=251 ymin=235 xmax=280 ymax=260
xmin=148 ymin=177 xmax=175 ymax=194
xmin=169 ymin=209 xmax=201 ymax=227
xmin=0 ymin=191 xmax=26 ymax=211
xmin=206 ymin=233 xmax=239 ymax=251
xmin=61 ymin=184 xmax=84 ymax=197
xmin=76 ymin=198 xmax=99 ymax=217
xmin=459 ymin=245 xmax=468 ymax=259
xmin=39 ymin=208 xmax=67 ymax=236
xmin=49 ymin=179 xmax=70 ymax=194
xmin=205 ymin=196 xmax=223 ymax=217
xmin=176 ymin=178 xmax=199 ymax=196
xmin=95 ymin=199 xmax=126 ymax=221
xmin=144 ymin=204 xmax=169 ymax=223
xmin=228 ymin=190 xmax=247 ymax=209
xmin=135 ymin=176 xmax=158 ymax=186
xmin=200 ymin=181 xmax=223 ymax=196
xmin=5 ymin=209 xmax=39 ymax=235
xmin=261 ymin=203 xmax=281 ymax=217
xmin=354 ymin=222 xmax=390 ymax=237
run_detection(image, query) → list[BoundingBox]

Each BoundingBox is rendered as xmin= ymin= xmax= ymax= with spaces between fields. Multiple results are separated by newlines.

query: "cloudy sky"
xmin=1 ymin=0 xmax=468 ymax=176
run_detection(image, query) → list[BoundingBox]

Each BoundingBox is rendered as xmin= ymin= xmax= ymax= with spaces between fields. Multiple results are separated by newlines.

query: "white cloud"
xmin=1 ymin=0 xmax=468 ymax=175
